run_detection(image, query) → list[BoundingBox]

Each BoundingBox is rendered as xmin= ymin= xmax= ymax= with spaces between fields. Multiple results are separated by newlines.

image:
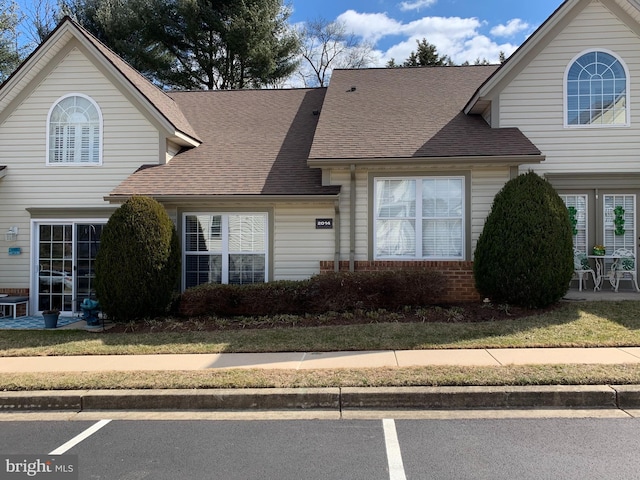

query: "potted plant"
xmin=42 ymin=309 xmax=60 ymax=329
xmin=592 ymin=245 xmax=606 ymax=256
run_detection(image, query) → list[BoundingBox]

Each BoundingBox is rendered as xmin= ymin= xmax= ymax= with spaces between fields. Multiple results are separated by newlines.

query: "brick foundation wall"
xmin=0 ymin=288 xmax=29 ymax=296
xmin=319 ymin=260 xmax=482 ymax=303
xmin=0 ymin=288 xmax=30 ymax=317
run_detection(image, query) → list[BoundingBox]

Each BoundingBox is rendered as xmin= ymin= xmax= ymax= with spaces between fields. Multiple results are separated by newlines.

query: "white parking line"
xmin=383 ymin=419 xmax=407 ymax=480
xmin=49 ymin=419 xmax=112 ymax=455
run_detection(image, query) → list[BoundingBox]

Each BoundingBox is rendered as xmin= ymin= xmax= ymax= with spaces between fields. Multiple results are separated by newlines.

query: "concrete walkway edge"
xmin=3 ymin=385 xmax=640 ymax=411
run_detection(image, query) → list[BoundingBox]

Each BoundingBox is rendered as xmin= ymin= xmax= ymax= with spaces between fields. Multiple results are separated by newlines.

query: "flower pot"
xmin=43 ymin=313 xmax=59 ymax=329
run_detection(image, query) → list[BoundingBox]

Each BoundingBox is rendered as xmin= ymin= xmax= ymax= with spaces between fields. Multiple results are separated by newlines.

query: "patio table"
xmin=588 ymin=255 xmax=621 ymax=291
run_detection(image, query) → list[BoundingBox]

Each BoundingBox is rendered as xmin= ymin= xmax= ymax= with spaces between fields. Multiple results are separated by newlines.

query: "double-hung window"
xmin=184 ymin=213 xmax=267 ymax=289
xmin=374 ymin=176 xmax=464 ymax=259
xmin=47 ymin=94 xmax=102 ymax=165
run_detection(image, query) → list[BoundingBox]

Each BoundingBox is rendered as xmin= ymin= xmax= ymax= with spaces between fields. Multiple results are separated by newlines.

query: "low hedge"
xmin=179 ymin=270 xmax=446 ymax=317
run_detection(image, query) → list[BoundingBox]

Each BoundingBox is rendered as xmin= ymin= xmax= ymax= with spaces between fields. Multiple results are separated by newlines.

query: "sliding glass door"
xmin=35 ymin=222 xmax=104 ymax=314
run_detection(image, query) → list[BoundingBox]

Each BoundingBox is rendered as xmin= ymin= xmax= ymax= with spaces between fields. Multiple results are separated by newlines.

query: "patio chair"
xmin=610 ymin=248 xmax=640 ymax=293
xmin=573 ymin=248 xmax=596 ymax=292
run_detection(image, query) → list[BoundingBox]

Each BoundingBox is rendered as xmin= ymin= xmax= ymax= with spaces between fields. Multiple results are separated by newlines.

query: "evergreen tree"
xmin=473 ymin=172 xmax=574 ymax=308
xmin=402 ymin=38 xmax=451 ymax=67
xmin=94 ymin=196 xmax=180 ymax=321
xmin=61 ymin=0 xmax=299 ymax=90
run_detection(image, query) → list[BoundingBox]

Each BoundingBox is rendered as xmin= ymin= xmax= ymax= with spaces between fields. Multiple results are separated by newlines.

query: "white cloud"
xmin=337 ymin=10 xmax=526 ymax=66
xmin=490 ymin=18 xmax=530 ymax=37
xmin=399 ymin=0 xmax=437 ymax=12
xmin=336 ymin=10 xmax=403 ymax=43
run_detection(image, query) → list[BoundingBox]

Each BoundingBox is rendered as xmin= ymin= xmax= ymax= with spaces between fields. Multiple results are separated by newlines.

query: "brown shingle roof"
xmin=111 ymin=88 xmax=340 ymax=197
xmin=309 ymin=66 xmax=541 ymax=160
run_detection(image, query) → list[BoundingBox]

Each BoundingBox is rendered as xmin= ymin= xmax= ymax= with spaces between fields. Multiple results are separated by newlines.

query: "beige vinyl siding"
xmin=0 ymin=47 xmax=161 ymax=289
xmin=273 ymin=203 xmax=336 ymax=280
xmin=470 ymin=168 xmax=511 ymax=252
xmin=328 ymin=168 xmax=369 ymax=262
xmin=499 ymin=1 xmax=640 ymax=175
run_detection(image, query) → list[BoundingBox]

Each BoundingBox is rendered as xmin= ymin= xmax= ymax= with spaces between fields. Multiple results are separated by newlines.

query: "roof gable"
xmin=465 ymin=0 xmax=640 ymax=115
xmin=0 ymin=17 xmax=199 ymax=146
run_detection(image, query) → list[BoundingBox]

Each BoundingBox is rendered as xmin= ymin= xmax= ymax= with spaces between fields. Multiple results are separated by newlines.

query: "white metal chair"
xmin=573 ymin=248 xmax=596 ymax=292
xmin=610 ymin=248 xmax=640 ymax=292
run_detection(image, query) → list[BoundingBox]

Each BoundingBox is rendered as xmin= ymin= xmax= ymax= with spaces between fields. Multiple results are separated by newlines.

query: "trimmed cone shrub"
xmin=473 ymin=171 xmax=573 ymax=308
xmin=95 ymin=196 xmax=180 ymax=321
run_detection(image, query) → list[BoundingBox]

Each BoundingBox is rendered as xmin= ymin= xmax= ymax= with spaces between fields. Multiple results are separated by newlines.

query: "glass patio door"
xmin=36 ymin=222 xmax=103 ymax=313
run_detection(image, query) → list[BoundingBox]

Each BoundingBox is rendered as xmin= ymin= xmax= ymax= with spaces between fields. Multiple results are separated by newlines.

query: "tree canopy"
xmin=387 ymin=38 xmax=452 ymax=68
xmin=0 ymin=0 xmax=22 ymax=82
xmin=297 ymin=18 xmax=376 ymax=87
xmin=59 ymin=0 xmax=300 ymax=90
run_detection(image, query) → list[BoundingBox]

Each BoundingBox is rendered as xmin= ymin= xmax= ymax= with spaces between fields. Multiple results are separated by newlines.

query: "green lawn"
xmin=2 ymin=300 xmax=640 ymax=391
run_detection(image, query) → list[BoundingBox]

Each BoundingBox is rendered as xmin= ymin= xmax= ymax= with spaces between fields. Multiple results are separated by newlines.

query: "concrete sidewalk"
xmin=2 ymin=347 xmax=640 ymax=372
xmin=1 ymin=347 xmax=640 ymax=413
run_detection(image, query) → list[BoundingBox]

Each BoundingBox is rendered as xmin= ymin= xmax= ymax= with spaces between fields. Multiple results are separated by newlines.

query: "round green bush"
xmin=95 ymin=196 xmax=180 ymax=321
xmin=473 ymin=171 xmax=574 ymax=308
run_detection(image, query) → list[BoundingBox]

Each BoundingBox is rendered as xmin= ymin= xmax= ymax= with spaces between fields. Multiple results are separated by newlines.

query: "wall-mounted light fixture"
xmin=4 ymin=226 xmax=18 ymax=242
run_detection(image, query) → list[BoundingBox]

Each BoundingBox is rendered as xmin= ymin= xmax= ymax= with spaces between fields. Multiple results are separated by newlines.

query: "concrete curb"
xmin=2 ymin=385 xmax=640 ymax=411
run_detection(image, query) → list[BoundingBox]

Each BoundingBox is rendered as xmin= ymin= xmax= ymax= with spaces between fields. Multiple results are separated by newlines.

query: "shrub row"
xmin=179 ymin=270 xmax=447 ymax=317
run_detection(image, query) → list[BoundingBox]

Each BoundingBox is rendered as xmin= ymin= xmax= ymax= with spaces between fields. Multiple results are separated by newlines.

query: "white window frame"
xmin=560 ymin=194 xmax=588 ymax=253
xmin=182 ymin=212 xmax=269 ymax=290
xmin=46 ymin=93 xmax=103 ymax=166
xmin=373 ymin=176 xmax=465 ymax=260
xmin=30 ymin=218 xmax=108 ymax=315
xmin=603 ymin=194 xmax=636 ymax=253
xmin=564 ymin=49 xmax=630 ymax=128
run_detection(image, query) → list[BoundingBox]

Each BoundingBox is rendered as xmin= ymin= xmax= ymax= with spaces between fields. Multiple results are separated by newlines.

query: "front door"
xmin=35 ymin=222 xmax=104 ymax=314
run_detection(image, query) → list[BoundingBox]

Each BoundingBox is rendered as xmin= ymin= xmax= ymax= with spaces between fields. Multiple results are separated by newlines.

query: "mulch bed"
xmin=105 ymin=301 xmax=561 ymax=333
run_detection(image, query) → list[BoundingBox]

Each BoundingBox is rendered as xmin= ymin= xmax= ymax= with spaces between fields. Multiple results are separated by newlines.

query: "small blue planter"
xmin=43 ymin=313 xmax=59 ymax=329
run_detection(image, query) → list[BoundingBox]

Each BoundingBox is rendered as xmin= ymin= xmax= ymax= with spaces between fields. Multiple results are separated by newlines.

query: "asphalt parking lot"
xmin=2 ymin=415 xmax=640 ymax=479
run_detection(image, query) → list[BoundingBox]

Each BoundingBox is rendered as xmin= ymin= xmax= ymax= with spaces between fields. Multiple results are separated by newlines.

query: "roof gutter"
xmin=308 ymin=154 xmax=545 ymax=168
xmin=104 ymin=193 xmax=341 ymax=204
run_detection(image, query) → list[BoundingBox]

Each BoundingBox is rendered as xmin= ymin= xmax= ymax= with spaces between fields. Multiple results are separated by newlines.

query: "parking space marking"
xmin=383 ymin=419 xmax=407 ymax=480
xmin=49 ymin=419 xmax=112 ymax=455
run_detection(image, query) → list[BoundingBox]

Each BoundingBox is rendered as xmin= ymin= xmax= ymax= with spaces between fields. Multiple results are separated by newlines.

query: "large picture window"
xmin=565 ymin=50 xmax=628 ymax=127
xmin=47 ymin=94 xmax=102 ymax=165
xmin=184 ymin=213 xmax=267 ymax=289
xmin=374 ymin=176 xmax=464 ymax=259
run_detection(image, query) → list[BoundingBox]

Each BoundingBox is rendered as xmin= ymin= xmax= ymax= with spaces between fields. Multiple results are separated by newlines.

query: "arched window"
xmin=47 ymin=94 xmax=102 ymax=165
xmin=565 ymin=50 xmax=628 ymax=127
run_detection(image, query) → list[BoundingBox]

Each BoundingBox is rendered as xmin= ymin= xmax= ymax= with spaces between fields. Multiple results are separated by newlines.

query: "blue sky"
xmin=288 ymin=0 xmax=563 ymax=65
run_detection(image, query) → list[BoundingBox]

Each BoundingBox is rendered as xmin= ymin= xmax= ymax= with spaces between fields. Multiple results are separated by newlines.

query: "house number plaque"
xmin=315 ymin=218 xmax=333 ymax=229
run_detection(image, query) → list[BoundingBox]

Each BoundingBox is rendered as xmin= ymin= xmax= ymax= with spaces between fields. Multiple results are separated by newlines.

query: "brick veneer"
xmin=319 ymin=260 xmax=482 ymax=303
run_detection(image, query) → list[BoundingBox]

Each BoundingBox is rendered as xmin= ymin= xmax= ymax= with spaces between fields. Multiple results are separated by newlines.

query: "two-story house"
xmin=1 ymin=0 xmax=638 ymax=316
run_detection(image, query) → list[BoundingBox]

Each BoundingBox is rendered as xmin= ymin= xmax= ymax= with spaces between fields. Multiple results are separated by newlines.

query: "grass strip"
xmin=2 ymin=364 xmax=640 ymax=391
